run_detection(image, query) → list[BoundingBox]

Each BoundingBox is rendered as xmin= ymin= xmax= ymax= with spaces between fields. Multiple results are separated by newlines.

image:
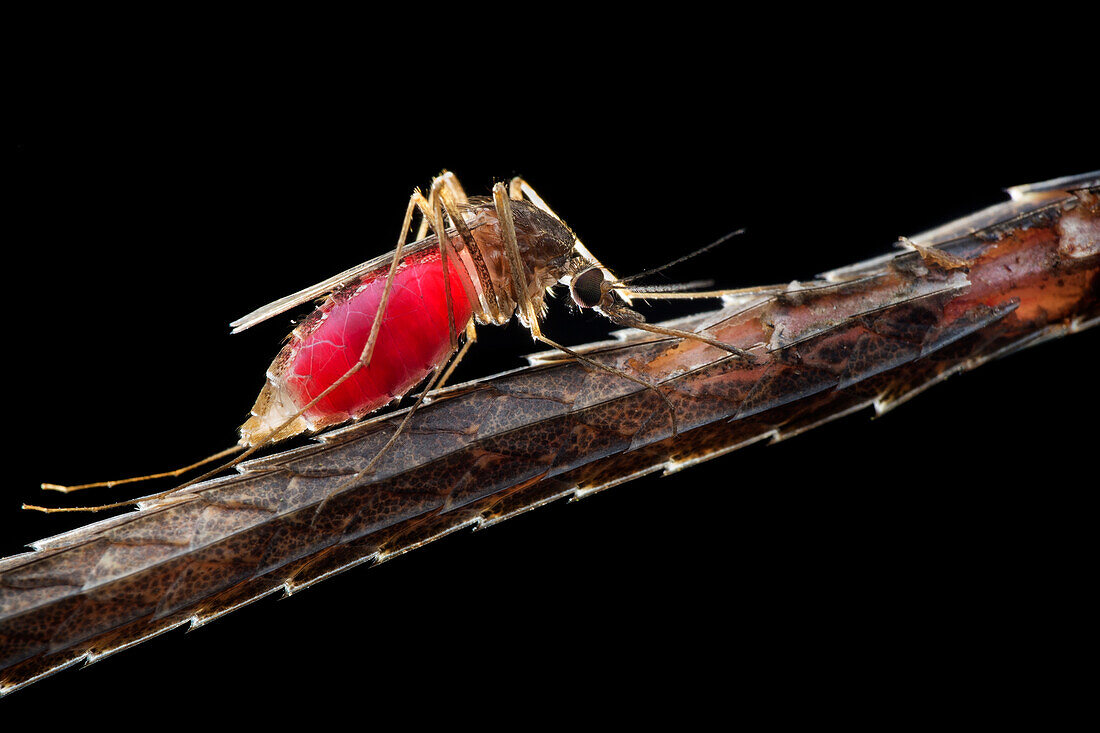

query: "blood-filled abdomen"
xmin=240 ymin=248 xmax=475 ymax=445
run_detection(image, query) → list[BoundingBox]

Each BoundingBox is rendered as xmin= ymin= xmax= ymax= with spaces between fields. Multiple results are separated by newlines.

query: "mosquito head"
xmin=569 ymin=266 xmax=614 ymax=309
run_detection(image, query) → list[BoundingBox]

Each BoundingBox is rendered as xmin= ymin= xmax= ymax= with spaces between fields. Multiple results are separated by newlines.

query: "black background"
xmin=6 ymin=64 xmax=1097 ymax=721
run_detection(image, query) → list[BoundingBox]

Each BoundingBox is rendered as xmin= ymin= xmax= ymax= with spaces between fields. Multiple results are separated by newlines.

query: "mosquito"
xmin=31 ymin=172 xmax=755 ymax=512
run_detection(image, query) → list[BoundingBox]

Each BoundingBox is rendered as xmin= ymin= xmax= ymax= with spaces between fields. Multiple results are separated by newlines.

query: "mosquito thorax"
xmin=509 ymin=199 xmax=577 ymax=283
xmin=463 ymin=198 xmax=578 ymax=324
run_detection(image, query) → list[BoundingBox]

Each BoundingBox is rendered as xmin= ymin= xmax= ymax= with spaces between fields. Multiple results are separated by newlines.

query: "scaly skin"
xmin=1 ymin=176 xmax=1096 ymax=696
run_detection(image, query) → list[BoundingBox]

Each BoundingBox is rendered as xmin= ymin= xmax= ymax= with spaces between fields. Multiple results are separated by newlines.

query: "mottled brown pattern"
xmin=1 ymin=176 xmax=1097 ymax=695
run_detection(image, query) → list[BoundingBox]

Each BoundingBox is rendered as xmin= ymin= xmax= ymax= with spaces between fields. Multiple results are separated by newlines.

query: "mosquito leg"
xmin=26 ymin=187 xmax=431 ymax=514
xmin=533 ymin=331 xmax=678 ymax=435
xmin=507 ymin=177 xmax=619 ymax=288
xmin=279 ymin=174 xmax=475 ymax=498
xmin=432 ymin=173 xmax=500 ymax=322
xmin=437 ymin=321 xmax=478 ymax=391
xmin=39 ymin=446 xmax=245 ymax=494
xmin=424 ymin=176 xmax=463 ymax=347
xmin=492 ymin=184 xmax=539 ymax=327
xmin=438 ymin=170 xmax=468 ymax=205
xmin=602 ymin=306 xmax=758 ymax=363
xmin=522 ymin=175 xmax=759 ymax=362
xmin=417 ymin=170 xmax=469 ymax=239
xmin=311 ymin=331 xmax=470 ymax=522
xmin=491 ymin=184 xmax=679 ymax=435
xmin=508 ymin=176 xmax=554 ymax=210
xmin=416 ymin=172 xmax=489 ymax=343
xmin=285 ymin=177 xmax=476 ymax=495
xmin=330 ymin=360 xmax=448 ymax=497
xmin=253 ymin=187 xmax=450 ymax=447
xmin=439 ymin=190 xmax=498 ymax=324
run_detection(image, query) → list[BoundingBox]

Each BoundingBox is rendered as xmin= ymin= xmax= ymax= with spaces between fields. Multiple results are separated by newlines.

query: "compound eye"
xmin=570 ymin=267 xmax=606 ymax=309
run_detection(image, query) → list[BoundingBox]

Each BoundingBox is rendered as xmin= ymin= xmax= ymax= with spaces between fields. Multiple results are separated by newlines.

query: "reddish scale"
xmin=948 ymin=226 xmax=1093 ymax=326
xmin=283 ymin=248 xmax=474 ymax=425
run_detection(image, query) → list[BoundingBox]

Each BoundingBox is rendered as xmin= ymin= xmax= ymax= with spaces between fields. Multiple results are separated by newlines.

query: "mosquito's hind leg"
xmin=328 ymin=357 xmax=446 ymax=498
xmin=438 ymin=321 xmax=478 ymax=391
xmin=39 ymin=445 xmax=245 ymax=495
xmin=27 ymin=180 xmax=462 ymax=514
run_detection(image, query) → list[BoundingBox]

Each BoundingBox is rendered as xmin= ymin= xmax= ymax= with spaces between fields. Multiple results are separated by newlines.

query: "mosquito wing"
xmin=229 ymin=238 xmax=438 ymax=333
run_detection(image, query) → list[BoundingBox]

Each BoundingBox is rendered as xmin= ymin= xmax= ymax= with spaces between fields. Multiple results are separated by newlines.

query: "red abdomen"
xmin=281 ymin=248 xmax=474 ymax=428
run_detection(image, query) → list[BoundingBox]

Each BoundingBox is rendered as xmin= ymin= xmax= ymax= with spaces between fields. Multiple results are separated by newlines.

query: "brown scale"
xmin=1 ymin=172 xmax=1097 ymax=696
